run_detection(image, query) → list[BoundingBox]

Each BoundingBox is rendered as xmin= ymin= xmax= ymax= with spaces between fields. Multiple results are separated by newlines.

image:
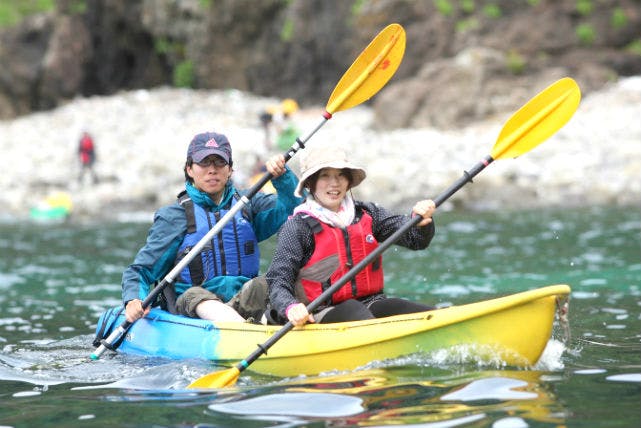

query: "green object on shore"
xmin=29 ymin=191 xmax=72 ymax=221
xmin=276 ymin=125 xmax=300 ymax=151
xmin=29 ymin=205 xmax=69 ymax=221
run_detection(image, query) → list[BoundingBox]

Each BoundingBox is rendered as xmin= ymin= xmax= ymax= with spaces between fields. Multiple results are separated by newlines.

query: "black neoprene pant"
xmin=320 ymin=298 xmax=433 ymax=323
xmin=369 ymin=297 xmax=434 ymax=318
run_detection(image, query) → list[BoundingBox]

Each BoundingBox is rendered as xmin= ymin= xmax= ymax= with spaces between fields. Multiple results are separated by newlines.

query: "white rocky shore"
xmin=2 ymin=76 xmax=640 ymax=221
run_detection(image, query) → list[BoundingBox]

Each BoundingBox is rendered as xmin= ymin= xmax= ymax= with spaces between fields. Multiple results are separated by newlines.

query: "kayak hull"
xmin=94 ymin=285 xmax=570 ymax=376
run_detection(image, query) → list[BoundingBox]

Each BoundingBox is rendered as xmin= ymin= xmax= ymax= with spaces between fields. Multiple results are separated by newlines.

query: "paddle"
xmin=90 ymin=23 xmax=407 ymax=360
xmin=187 ymin=76 xmax=581 ymax=389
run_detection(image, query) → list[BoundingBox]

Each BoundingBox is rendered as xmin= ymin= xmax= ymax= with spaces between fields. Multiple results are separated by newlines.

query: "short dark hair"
xmin=184 ymin=158 xmax=194 ymax=183
xmin=304 ymin=168 xmax=353 ymax=194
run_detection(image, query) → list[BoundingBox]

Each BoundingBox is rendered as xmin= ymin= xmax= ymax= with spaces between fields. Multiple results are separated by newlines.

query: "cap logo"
xmin=205 ymin=138 xmax=219 ymax=148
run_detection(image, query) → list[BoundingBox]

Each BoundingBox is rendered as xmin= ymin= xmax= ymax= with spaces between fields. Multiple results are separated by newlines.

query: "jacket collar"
xmin=185 ymin=181 xmax=234 ymax=210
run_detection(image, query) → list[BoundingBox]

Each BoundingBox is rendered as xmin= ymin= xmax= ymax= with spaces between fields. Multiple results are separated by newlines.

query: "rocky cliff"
xmin=1 ymin=0 xmax=640 ymax=129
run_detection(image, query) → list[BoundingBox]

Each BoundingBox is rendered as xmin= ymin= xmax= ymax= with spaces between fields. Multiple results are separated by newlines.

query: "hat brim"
xmin=191 ymin=148 xmax=230 ymax=164
xmin=294 ymin=161 xmax=366 ymax=197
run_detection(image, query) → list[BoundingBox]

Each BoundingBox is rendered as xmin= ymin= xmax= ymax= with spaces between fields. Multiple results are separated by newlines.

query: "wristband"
xmin=285 ymin=303 xmax=299 ymax=318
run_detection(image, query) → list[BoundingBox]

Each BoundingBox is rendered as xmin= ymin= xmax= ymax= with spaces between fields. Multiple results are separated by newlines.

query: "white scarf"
xmin=293 ymin=194 xmax=355 ymax=228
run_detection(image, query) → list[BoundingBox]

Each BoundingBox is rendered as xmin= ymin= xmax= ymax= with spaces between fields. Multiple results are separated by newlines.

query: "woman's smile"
xmin=314 ymin=168 xmax=350 ymax=211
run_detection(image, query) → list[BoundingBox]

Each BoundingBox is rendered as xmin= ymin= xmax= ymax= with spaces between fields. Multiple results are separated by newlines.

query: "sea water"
xmin=0 ymin=205 xmax=639 ymax=427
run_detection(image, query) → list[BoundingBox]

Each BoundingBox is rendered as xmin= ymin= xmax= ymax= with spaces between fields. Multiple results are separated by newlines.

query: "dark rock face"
xmin=1 ymin=0 xmax=640 ymax=129
xmin=82 ymin=0 xmax=168 ymax=95
xmin=39 ymin=14 xmax=92 ymax=108
xmin=367 ymin=0 xmax=641 ymax=129
xmin=0 ymin=15 xmax=52 ymax=117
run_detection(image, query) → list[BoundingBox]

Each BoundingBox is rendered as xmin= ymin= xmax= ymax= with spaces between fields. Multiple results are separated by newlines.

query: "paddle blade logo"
xmin=326 ymin=23 xmax=406 ymax=114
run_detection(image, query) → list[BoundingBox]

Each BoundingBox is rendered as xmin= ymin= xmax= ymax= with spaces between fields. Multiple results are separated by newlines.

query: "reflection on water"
xmin=440 ymin=377 xmax=538 ymax=400
xmin=0 ymin=205 xmax=639 ymax=427
xmin=209 ymin=392 xmax=364 ymax=417
xmin=202 ymin=368 xmax=567 ymax=427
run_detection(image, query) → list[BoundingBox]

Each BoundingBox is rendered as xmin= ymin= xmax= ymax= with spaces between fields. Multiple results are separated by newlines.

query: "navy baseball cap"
xmin=187 ymin=132 xmax=232 ymax=164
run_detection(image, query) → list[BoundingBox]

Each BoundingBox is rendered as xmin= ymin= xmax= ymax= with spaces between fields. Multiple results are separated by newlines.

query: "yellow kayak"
xmin=93 ymin=285 xmax=570 ymax=376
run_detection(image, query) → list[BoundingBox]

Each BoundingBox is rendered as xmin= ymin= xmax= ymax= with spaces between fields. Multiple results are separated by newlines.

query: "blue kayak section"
xmin=95 ymin=307 xmax=222 ymax=360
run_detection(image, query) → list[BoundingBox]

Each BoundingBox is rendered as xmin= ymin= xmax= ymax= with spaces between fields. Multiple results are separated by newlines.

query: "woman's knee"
xmin=175 ymin=287 xmax=221 ymax=318
xmin=320 ymin=299 xmax=374 ymax=323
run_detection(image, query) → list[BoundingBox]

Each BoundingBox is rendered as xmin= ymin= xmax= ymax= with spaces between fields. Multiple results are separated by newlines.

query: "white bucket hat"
xmin=294 ymin=145 xmax=367 ymax=197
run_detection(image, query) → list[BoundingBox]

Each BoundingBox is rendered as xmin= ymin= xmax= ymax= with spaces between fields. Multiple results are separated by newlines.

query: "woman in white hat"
xmin=265 ymin=145 xmax=436 ymax=326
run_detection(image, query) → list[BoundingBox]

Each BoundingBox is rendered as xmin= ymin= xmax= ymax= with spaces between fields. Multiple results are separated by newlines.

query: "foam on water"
xmin=534 ymin=339 xmax=566 ymax=371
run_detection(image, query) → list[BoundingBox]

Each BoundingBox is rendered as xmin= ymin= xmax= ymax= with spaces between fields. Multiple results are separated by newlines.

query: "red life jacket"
xmin=79 ymin=135 xmax=94 ymax=164
xmin=300 ymin=211 xmax=384 ymax=305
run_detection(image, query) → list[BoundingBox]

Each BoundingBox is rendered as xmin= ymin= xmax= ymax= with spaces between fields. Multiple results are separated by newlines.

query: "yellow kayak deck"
xmin=211 ymin=284 xmax=570 ymax=376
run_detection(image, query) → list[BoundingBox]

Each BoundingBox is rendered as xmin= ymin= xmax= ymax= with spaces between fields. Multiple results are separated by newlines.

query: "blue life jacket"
xmin=175 ymin=191 xmax=260 ymax=290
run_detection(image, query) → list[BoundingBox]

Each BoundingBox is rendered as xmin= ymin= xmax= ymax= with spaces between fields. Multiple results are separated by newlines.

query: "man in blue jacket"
xmin=122 ymin=131 xmax=302 ymax=323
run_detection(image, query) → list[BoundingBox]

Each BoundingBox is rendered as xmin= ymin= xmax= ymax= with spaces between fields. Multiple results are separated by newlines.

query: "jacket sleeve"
xmin=121 ymin=204 xmax=187 ymax=304
xmin=265 ymin=216 xmax=314 ymax=318
xmin=361 ymin=201 xmax=435 ymax=250
xmin=248 ymin=166 xmax=304 ymax=242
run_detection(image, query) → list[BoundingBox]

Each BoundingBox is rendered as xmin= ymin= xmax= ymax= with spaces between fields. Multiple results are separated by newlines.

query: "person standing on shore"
xmin=266 ymin=145 xmax=436 ymax=326
xmin=122 ymin=131 xmax=303 ymax=323
xmin=274 ymin=98 xmax=300 ymax=152
xmin=258 ymin=98 xmax=301 ymax=153
xmin=77 ymin=130 xmax=98 ymax=184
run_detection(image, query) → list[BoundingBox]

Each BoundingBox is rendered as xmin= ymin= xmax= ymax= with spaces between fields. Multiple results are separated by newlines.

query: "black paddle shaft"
xmin=235 ymin=154 xmax=495 ymax=370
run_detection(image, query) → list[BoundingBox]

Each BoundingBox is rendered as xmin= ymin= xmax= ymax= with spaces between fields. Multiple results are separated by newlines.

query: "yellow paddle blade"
xmin=186 ymin=367 xmax=240 ymax=389
xmin=491 ymin=77 xmax=581 ymax=160
xmin=325 ymin=23 xmax=406 ymax=114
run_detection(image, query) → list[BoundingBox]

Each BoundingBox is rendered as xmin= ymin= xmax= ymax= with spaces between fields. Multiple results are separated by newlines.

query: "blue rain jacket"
xmin=121 ymin=168 xmax=302 ymax=304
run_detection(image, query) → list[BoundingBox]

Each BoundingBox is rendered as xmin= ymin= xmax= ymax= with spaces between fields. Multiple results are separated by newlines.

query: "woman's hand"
xmin=125 ymin=299 xmax=150 ymax=323
xmin=265 ymin=154 xmax=287 ymax=178
xmin=286 ymin=302 xmax=315 ymax=326
xmin=412 ymin=199 xmax=436 ymax=227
